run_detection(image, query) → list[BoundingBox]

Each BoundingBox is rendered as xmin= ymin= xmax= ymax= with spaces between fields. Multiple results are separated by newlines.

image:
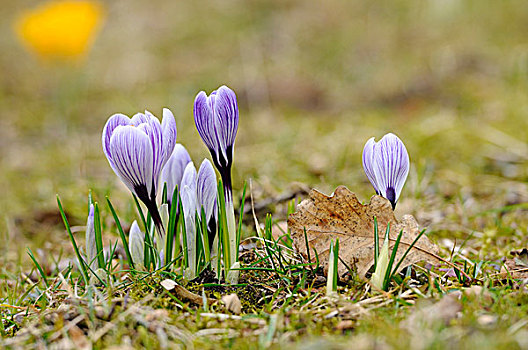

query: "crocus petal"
xmin=130 ymin=112 xmax=151 ymax=126
xmin=213 ymin=85 xmax=239 ymax=163
xmin=161 ymin=108 xmax=178 ymax=164
xmin=181 ymin=184 xmax=197 ymax=222
xmin=160 ymin=144 xmax=192 ymax=203
xmin=129 ymin=220 xmax=145 ymax=268
xmin=194 ymin=91 xmax=219 ymax=157
xmin=372 ymin=133 xmax=409 ymax=207
xmin=137 ymin=113 xmax=164 ymax=190
xmin=362 ymin=137 xmax=380 ymax=194
xmin=197 ymin=159 xmax=217 ymax=222
xmin=108 ymin=125 xmax=154 ymax=197
xmin=102 ymin=113 xmax=131 ymax=165
xmin=180 ymin=162 xmax=197 ymax=197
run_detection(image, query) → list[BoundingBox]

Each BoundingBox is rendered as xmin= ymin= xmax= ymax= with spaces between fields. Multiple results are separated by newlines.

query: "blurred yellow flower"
xmin=15 ymin=1 xmax=104 ymax=61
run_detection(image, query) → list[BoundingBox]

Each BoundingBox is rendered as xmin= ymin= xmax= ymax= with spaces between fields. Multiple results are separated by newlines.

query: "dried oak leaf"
xmin=288 ymin=186 xmax=440 ymax=277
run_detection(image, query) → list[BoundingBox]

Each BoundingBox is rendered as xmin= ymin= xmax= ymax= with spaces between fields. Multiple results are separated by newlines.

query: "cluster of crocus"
xmin=102 ymin=87 xmax=235 ymax=280
xmin=362 ymin=133 xmax=409 ymax=209
xmin=193 ymin=86 xmax=239 ymax=272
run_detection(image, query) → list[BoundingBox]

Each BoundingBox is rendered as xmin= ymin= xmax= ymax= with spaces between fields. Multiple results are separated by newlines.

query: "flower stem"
xmin=219 ymin=168 xmax=238 ymax=269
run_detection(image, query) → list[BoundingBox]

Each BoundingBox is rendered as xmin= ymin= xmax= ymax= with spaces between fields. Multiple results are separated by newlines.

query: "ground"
xmin=1 ymin=0 xmax=527 ymax=349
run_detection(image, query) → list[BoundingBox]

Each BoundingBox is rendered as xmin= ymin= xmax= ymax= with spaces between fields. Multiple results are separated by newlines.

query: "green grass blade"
xmin=27 ymin=248 xmax=49 ymax=288
xmin=106 ymin=197 xmax=135 ymax=272
xmin=236 ymin=181 xmax=247 ymax=249
xmin=303 ymin=227 xmax=313 ymax=272
xmin=93 ymin=202 xmax=105 ymax=269
xmin=133 ymin=195 xmax=148 ymax=234
xmin=391 ymin=229 xmax=427 ymax=275
xmin=180 ymin=203 xmax=189 ymax=270
xmin=374 ymin=217 xmax=379 ymax=270
xmin=162 ymin=182 xmax=168 ymax=204
xmin=333 ymin=239 xmax=339 ymax=291
xmin=200 ymin=207 xmax=210 ymax=263
xmin=165 ymin=195 xmax=178 ymax=267
xmin=106 ymin=239 xmax=119 ymax=272
xmin=217 ymin=179 xmax=231 ymax=276
xmin=57 ymin=195 xmax=89 ymax=284
xmin=383 ymin=226 xmax=403 ymax=291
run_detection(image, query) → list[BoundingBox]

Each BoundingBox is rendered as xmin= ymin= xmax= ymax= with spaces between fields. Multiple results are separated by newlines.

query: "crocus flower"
xmin=193 ymin=85 xmax=238 ymax=195
xmin=180 ymin=162 xmax=198 ymax=278
xmin=197 ymin=159 xmax=218 ymax=246
xmin=362 ymin=133 xmax=409 ymax=209
xmin=129 ymin=220 xmax=144 ymax=269
xmin=85 ymin=204 xmax=96 ymax=269
xmin=159 ymin=143 xmax=192 ymax=206
xmin=102 ymin=109 xmax=177 ymax=232
xmin=193 ymin=85 xmax=239 ymax=272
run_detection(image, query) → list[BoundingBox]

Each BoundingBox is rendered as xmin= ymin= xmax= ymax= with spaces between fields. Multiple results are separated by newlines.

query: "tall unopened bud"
xmin=85 ymin=204 xmax=97 ymax=269
xmin=129 ymin=221 xmax=145 ymax=269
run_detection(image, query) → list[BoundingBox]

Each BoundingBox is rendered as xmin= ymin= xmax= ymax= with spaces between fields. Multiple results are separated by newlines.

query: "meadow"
xmin=1 ymin=1 xmax=527 ymax=348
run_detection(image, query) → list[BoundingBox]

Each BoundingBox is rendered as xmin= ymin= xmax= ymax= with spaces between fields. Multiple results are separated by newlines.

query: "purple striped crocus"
xmin=160 ymin=143 xmax=192 ymax=206
xmin=362 ymin=133 xmax=410 ymax=209
xmin=197 ymin=159 xmax=218 ymax=246
xmin=193 ymin=85 xmax=238 ymax=198
xmin=180 ymin=162 xmax=198 ymax=278
xmin=193 ymin=85 xmax=238 ymax=269
xmin=102 ymin=109 xmax=177 ymax=232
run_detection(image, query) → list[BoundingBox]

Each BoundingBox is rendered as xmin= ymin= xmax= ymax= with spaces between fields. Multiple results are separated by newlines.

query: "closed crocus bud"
xmin=197 ymin=159 xmax=217 ymax=224
xmin=129 ymin=220 xmax=145 ymax=269
xmin=102 ymin=108 xmax=177 ymax=233
xmin=362 ymin=133 xmax=409 ymax=209
xmin=160 ymin=143 xmax=192 ymax=205
xmin=180 ymin=162 xmax=198 ymax=212
xmin=85 ymin=204 xmax=97 ymax=269
xmin=197 ymin=159 xmax=218 ymax=247
xmin=370 ymin=236 xmax=390 ymax=291
xmin=158 ymin=203 xmax=170 ymax=253
xmin=180 ymin=162 xmax=198 ymax=279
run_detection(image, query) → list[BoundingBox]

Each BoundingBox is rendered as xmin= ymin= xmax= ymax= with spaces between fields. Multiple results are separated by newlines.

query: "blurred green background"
xmin=1 ymin=0 xmax=527 ymax=259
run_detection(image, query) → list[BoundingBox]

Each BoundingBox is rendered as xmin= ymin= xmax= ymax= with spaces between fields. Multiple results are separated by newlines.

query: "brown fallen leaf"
xmin=288 ymin=186 xmax=440 ymax=277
